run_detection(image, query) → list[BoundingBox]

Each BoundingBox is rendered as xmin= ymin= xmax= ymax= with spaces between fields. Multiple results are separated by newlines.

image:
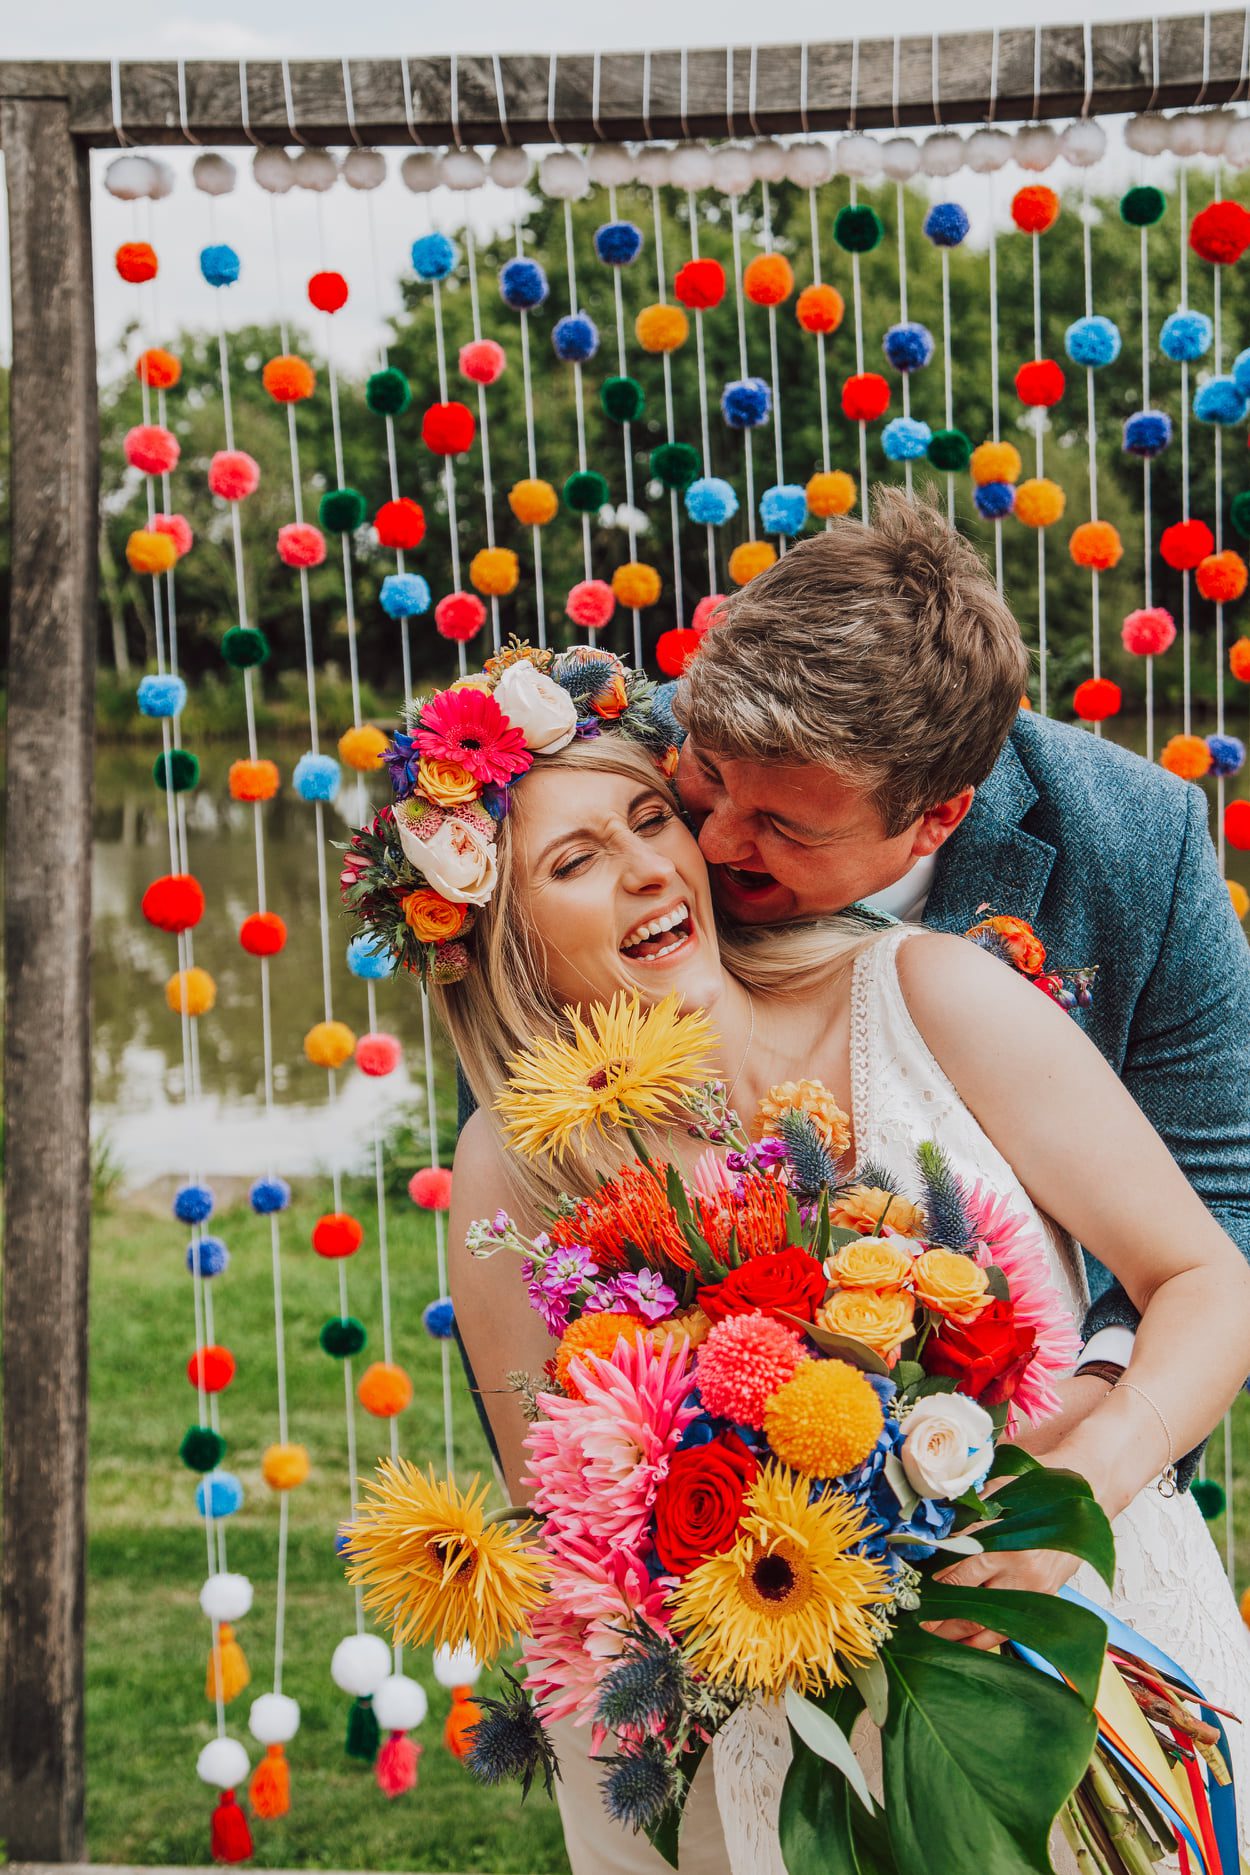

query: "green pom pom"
xmin=600 ymin=375 xmax=645 ymax=424
xmin=1192 ymin=1478 xmax=1226 ymax=1521
xmin=366 ymin=366 xmax=412 ymax=416
xmin=320 ymin=1315 xmax=368 ymax=1358
xmin=221 ymin=625 xmax=270 ymax=669
xmin=1231 ymin=491 xmax=1250 ymax=540
xmin=319 ymin=487 xmax=368 ymax=534
xmin=563 ymin=470 xmax=611 ymax=514
xmin=927 ymin=427 xmax=973 ymax=472
xmin=180 ymin=1425 xmax=226 ymax=1472
xmin=346 ymin=1695 xmax=380 ymax=1762
xmin=650 ymin=442 xmax=700 ymax=491
xmin=154 ymin=748 xmax=199 ymax=792
xmin=834 ymin=204 xmax=884 ymax=254
xmin=1121 ymin=185 xmax=1167 ymax=228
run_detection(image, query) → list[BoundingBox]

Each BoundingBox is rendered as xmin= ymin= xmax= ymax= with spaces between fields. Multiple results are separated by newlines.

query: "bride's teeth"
xmin=622 ymin=902 xmax=689 ymax=950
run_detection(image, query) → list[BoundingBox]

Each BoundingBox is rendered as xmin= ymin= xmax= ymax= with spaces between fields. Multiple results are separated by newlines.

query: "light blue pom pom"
xmin=684 ymin=477 xmax=739 ymax=525
xmin=1160 ymin=309 xmax=1213 ymax=362
xmin=1065 ymin=315 xmax=1122 ymax=368
xmin=138 ymin=674 xmax=187 ymax=719
xmin=379 ymin=572 xmax=431 ymax=619
xmin=196 ymin=1472 xmax=243 ymax=1518
xmin=411 ymin=232 xmax=457 ymax=281
xmin=923 ymin=202 xmax=970 ymax=247
xmin=187 ymin=1236 xmax=229 ymax=1278
xmin=594 ymin=221 xmax=643 ymax=265
xmin=293 ymin=752 xmax=341 ymax=802
xmin=1194 ymin=376 xmax=1248 ymax=425
xmin=346 ymin=934 xmax=396 ymax=980
xmin=1233 ymin=348 xmax=1250 ymax=395
xmin=883 ymin=322 xmax=935 ymax=372
xmin=1207 ymin=733 xmax=1246 ymax=777
xmin=423 ymin=1297 xmax=456 ymax=1339
xmin=882 ymin=417 xmax=933 ymax=461
xmin=974 ymin=481 xmax=1016 ymax=519
xmin=249 ymin=1177 xmax=291 ymax=1214
xmin=199 ymin=243 xmax=240 ymax=287
xmin=721 ymin=378 xmax=772 ymax=429
xmin=552 ymin=314 xmax=599 ymax=362
xmin=174 ymin=1183 xmax=215 ymax=1224
xmin=759 ymin=484 xmax=808 ymax=535
xmin=500 ymin=258 xmax=549 ymax=309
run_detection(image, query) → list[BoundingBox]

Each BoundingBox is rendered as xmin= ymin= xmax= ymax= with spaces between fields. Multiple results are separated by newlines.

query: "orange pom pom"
xmin=1230 ymin=637 xmax=1250 ymax=681
xmin=1228 ymin=879 xmax=1250 ymax=921
xmin=338 ymin=725 xmax=389 ymax=771
xmin=1069 ymin=521 xmax=1123 ymax=571
xmin=469 ymin=547 xmax=520 ymax=596
xmin=1013 ymin=478 xmax=1066 ymax=528
xmin=612 ymin=562 xmax=663 ymax=608
xmin=743 ymin=254 xmax=795 ymax=306
xmin=136 ymin=347 xmax=181 ymax=390
xmin=116 ymin=241 xmax=158 ymax=283
xmin=635 ymin=304 xmax=689 ymax=353
xmin=166 ymin=967 xmax=216 ymax=1016
xmin=1160 ymin=733 xmax=1213 ymax=780
xmin=357 ymin=1361 xmax=413 ymax=1418
xmin=262 ymin=1443 xmax=310 ymax=1490
xmin=229 ymin=758 xmax=280 ymax=802
xmin=126 ymin=529 xmax=178 ymax=576
xmin=796 ymin=283 xmax=844 ymax=334
xmin=508 ymin=478 xmax=559 ymax=526
xmin=970 ymin=440 xmax=1022 ymax=486
xmin=806 ymin=470 xmax=856 ymax=518
xmin=1197 ymin=550 xmax=1249 ymax=603
xmin=304 ymin=1019 xmax=356 ymax=1068
xmin=729 ymin=541 xmax=778 ymax=586
xmin=262 ymin=354 xmax=316 ymax=402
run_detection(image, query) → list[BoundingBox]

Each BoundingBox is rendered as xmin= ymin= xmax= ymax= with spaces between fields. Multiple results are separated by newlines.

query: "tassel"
xmin=248 ymin=1742 xmax=290 ymax=1819
xmin=206 ymin=1623 xmax=250 ymax=1704
xmin=376 ymin=1730 xmax=421 ymax=1798
xmin=444 ymin=1685 xmax=483 ymax=1761
xmin=345 ymin=1693 xmax=380 ymax=1762
xmin=210 ymin=1788 xmax=254 ymax=1864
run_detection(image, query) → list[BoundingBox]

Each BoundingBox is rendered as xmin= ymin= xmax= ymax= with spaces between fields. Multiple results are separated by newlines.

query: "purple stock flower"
xmin=726 ymin=1138 xmax=789 ymax=1174
xmin=522 ymin=1243 xmax=598 ymax=1337
xmin=583 ymin=1269 xmax=679 ymax=1324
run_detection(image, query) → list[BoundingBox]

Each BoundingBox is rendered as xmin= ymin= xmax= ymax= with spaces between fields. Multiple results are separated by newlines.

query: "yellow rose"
xmin=828 ymin=1185 xmax=927 ymax=1239
xmin=911 ymin=1249 xmax=990 ymax=1323
xmin=818 ymin=1288 xmax=916 ymax=1361
xmin=658 ymin=1305 xmax=712 ymax=1351
xmin=825 ymin=1237 xmax=916 ymax=1292
xmin=416 ymin=757 xmax=480 ymax=808
xmin=752 ymin=1078 xmax=851 ymax=1155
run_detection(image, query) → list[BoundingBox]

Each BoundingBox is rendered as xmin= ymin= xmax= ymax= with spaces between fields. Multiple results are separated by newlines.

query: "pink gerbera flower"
xmin=964 ymin=1178 xmax=1082 ymax=1431
xmin=521 ymin=1533 xmax=673 ymax=1741
xmin=415 ymin=687 xmax=532 ymax=787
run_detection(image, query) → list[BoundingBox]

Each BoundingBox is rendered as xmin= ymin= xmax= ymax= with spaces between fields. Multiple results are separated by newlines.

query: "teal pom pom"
xmin=411 ymin=232 xmax=457 ymax=281
xmin=564 ymin=470 xmax=610 ymax=513
xmin=1160 ymin=310 xmax=1213 ymax=362
xmin=928 ymin=427 xmax=973 ymax=472
xmin=221 ymin=625 xmax=269 ymax=669
xmin=366 ymin=366 xmax=411 ymax=415
xmin=650 ymin=442 xmax=700 ymax=490
xmin=347 ymin=934 xmax=396 ymax=979
xmin=319 ymin=487 xmax=367 ymax=533
xmin=200 ymin=243 xmax=240 ymax=287
xmin=685 ymin=477 xmax=738 ymax=525
xmin=882 ymin=417 xmax=932 ymax=461
xmin=380 ymin=573 xmax=431 ymax=619
xmin=196 ymin=1472 xmax=243 ymax=1517
xmin=760 ymin=484 xmax=808 ymax=535
xmin=1192 ymin=1478 xmax=1226 ymax=1520
xmin=138 ymin=674 xmax=187 ymax=719
xmin=175 ymin=1183 xmax=214 ymax=1224
xmin=601 ymin=375 xmax=645 ymax=423
xmin=834 ymin=205 xmax=884 ymax=253
xmin=293 ymin=752 xmax=341 ymax=802
xmin=154 ymin=748 xmax=199 ymax=792
xmin=1121 ymin=185 xmax=1166 ymax=227
xmin=321 ymin=1316 xmax=367 ymax=1357
xmin=180 ymin=1425 xmax=227 ymax=1472
xmin=1065 ymin=315 xmax=1122 ymax=368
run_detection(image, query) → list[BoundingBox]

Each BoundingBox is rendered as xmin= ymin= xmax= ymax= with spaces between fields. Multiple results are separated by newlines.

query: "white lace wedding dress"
xmin=712 ymin=924 xmax=1250 ymax=1873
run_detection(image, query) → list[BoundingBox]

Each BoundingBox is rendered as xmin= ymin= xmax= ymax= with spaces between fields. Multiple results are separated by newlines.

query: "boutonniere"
xmin=964 ymin=907 xmax=1098 ymax=1015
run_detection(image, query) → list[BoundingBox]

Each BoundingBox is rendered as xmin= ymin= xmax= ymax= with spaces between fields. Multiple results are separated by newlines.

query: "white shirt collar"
xmin=858 ymin=853 xmax=938 ymax=925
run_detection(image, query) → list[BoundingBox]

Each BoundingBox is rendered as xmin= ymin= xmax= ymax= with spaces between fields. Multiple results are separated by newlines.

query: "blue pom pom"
xmin=1160 ymin=309 xmax=1213 ymax=362
xmin=552 ymin=313 xmax=599 ymax=362
xmin=334 ymin=1526 xmax=353 ymax=1556
xmin=882 ymin=417 xmax=933 ymax=461
xmin=410 ymin=232 xmax=457 ymax=281
xmin=293 ymin=752 xmax=341 ymax=802
xmin=923 ymin=202 xmax=970 ymax=247
xmin=1207 ymin=733 xmax=1246 ymax=777
xmin=346 ymin=934 xmax=396 ymax=980
xmin=974 ymin=480 xmax=1016 ymax=519
xmin=196 ymin=1472 xmax=243 ymax=1518
xmin=721 ymin=377 xmax=772 ymax=429
xmin=1064 ymin=314 xmax=1122 ymax=368
xmin=174 ymin=1183 xmax=215 ymax=1224
xmin=882 ymin=322 xmax=935 ymax=372
xmin=684 ymin=477 xmax=739 ymax=525
xmin=1123 ymin=409 xmax=1173 ymax=457
xmin=759 ymin=484 xmax=808 ymax=535
xmin=187 ymin=1236 xmax=229 ymax=1278
xmin=379 ymin=572 xmax=431 ymax=619
xmin=138 ymin=674 xmax=188 ymax=719
xmin=1233 ymin=347 xmax=1250 ymax=395
xmin=199 ymin=243 xmax=240 ymax=288
xmin=500 ymin=257 xmax=549 ymax=309
xmin=249 ymin=1176 xmax=291 ymax=1214
xmin=423 ymin=1297 xmax=456 ymax=1339
xmin=594 ymin=220 xmax=643 ymax=266
xmin=1194 ymin=376 xmax=1248 ymax=425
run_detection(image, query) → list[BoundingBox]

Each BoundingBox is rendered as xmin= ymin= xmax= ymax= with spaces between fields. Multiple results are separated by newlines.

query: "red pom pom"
xmin=655 ymin=628 xmax=704 ymax=676
xmin=356 ymin=1032 xmax=401 ymax=1076
xmin=277 ymin=522 xmax=326 ymax=568
xmin=125 ymin=424 xmax=180 ymax=475
xmin=152 ymin=512 xmax=193 ymax=558
xmin=374 ymin=497 xmax=426 ymax=551
xmin=691 ymin=593 xmax=729 ymax=634
xmin=1196 ymin=550 xmax=1249 ymax=603
xmin=1011 ymin=186 xmax=1060 ymax=235
xmin=1122 ymin=607 xmax=1176 ymax=655
xmin=142 ymin=873 xmax=205 ymax=934
xmin=188 ymin=1345 xmax=235 ymax=1392
xmin=435 ymin=591 xmax=487 ymax=642
xmin=674 ymin=259 xmax=726 ymax=310
xmin=421 ymin=401 xmax=476 ymax=456
xmin=1226 ymin=800 xmax=1250 ymax=850
xmin=209 ymin=451 xmax=260 ymax=501
xmin=1015 ymin=359 xmax=1066 ymax=407
xmin=841 ymin=373 xmax=890 ymax=422
xmin=308 ymin=270 xmax=349 ymax=313
xmin=116 ymin=241 xmax=158 ymax=284
xmin=312 ymin=1213 xmax=364 ymax=1258
xmin=566 ymin=579 xmax=616 ymax=629
xmin=239 ymin=911 xmax=287 ymax=956
xmin=408 ymin=1167 xmax=453 ymax=1210
xmin=459 ymin=338 xmax=507 ymax=384
xmin=1190 ymin=200 xmax=1250 ymax=266
xmin=1072 ymin=677 xmax=1122 ymax=722
xmin=1160 ymin=519 xmax=1215 ymax=570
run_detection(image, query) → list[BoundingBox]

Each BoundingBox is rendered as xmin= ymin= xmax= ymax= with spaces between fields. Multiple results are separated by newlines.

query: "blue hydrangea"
xmin=684 ymin=476 xmax=739 ymax=525
xmin=594 ymin=220 xmax=643 ymax=265
xmin=923 ymin=202 xmax=970 ymax=247
xmin=292 ymin=752 xmax=341 ymax=802
xmin=138 ymin=674 xmax=187 ymax=719
xmin=1160 ymin=309 xmax=1213 ymax=362
xmin=1207 ymin=733 xmax=1246 ymax=777
xmin=196 ymin=1472 xmax=244 ymax=1518
xmin=882 ymin=321 xmax=935 ymax=372
xmin=174 ymin=1182 xmax=214 ymax=1224
xmin=1233 ymin=347 xmax=1250 ymax=396
xmin=346 ymin=934 xmax=396 ymax=980
xmin=186 ymin=1236 xmax=229 ymax=1278
xmin=410 ymin=232 xmax=457 ymax=281
xmin=249 ymin=1177 xmax=291 ymax=1214
xmin=499 ymin=257 xmax=549 ymax=309
xmin=974 ymin=480 xmax=1016 ymax=519
xmin=379 ymin=572 xmax=431 ymax=619
xmin=199 ymin=243 xmax=241 ymax=287
xmin=1123 ymin=409 xmax=1173 ymax=457
xmin=552 ymin=313 xmax=599 ymax=362
xmin=882 ymin=417 xmax=933 ymax=461
xmin=720 ymin=377 xmax=772 ymax=429
xmin=1194 ymin=376 xmax=1248 ymax=425
xmin=423 ymin=1297 xmax=456 ymax=1339
xmin=1065 ymin=314 xmax=1122 ymax=368
xmin=759 ymin=484 xmax=808 ymax=535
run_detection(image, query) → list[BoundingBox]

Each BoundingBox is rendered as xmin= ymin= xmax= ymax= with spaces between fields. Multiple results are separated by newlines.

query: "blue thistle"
xmin=465 ymin=1671 xmax=559 ymax=1800
xmin=596 ymin=1642 xmax=687 ymax=1732
xmin=551 ymin=647 xmax=624 ymax=708
xmin=776 ymin=1109 xmax=840 ymax=1198
xmin=600 ymin=1743 xmax=680 ymax=1832
xmin=916 ymin=1140 xmax=973 ymax=1250
xmin=851 ymin=1158 xmax=904 ymax=1195
xmin=965 ymin=926 xmax=1018 ymax=970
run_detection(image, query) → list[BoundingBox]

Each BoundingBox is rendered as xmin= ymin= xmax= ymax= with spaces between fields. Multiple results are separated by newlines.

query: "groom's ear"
xmin=910 ymin=788 xmax=975 ymax=858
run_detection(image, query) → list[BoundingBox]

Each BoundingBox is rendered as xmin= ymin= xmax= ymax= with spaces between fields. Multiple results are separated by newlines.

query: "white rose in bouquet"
xmin=900 ymin=1393 xmax=995 ymax=1499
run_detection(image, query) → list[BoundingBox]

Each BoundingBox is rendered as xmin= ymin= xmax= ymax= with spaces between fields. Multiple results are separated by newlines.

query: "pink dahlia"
xmin=965 ymin=1178 xmax=1081 ymax=1431
xmin=521 ymin=1533 xmax=672 ymax=1740
xmin=694 ymin=1309 xmax=808 ymax=1428
xmin=415 ymin=687 xmax=532 ymax=787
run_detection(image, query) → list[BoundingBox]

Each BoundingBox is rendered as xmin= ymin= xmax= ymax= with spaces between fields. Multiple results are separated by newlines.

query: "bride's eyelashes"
xmin=547 ymin=806 xmax=675 ymax=881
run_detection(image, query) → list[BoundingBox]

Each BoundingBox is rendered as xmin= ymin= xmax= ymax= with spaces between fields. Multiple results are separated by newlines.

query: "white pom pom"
xmin=1201 ymin=110 xmax=1236 ymax=157
xmin=443 ymin=147 xmax=487 ymax=191
xmin=784 ymin=141 xmax=836 ymax=187
xmin=343 ymin=147 xmax=387 ymax=190
xmin=587 ymin=143 xmax=635 ymax=187
xmin=1061 ymin=119 xmax=1107 ymax=167
xmin=104 ymin=154 xmax=160 ymax=201
xmin=489 ymin=146 xmax=533 ymax=188
xmin=373 ymin=1673 xmax=429 ymax=1732
xmin=197 ymin=1736 xmax=249 ymax=1789
xmin=330 ymin=1632 xmax=391 ymax=1697
xmin=433 ymin=1640 xmax=482 ymax=1689
xmin=669 ymin=144 xmax=714 ymax=190
xmin=200 ymin=1572 xmax=253 ymax=1623
xmin=248 ymin=1692 xmax=301 ymax=1745
xmin=401 ymin=151 xmax=442 ymax=194
xmin=193 ymin=153 xmax=237 ymax=196
xmin=634 ymin=145 xmax=672 ymax=186
xmin=880 ymin=137 xmax=921 ymax=181
xmin=921 ymin=132 xmax=964 ymax=178
xmin=1225 ymin=117 xmax=1250 ymax=169
xmin=253 ymin=146 xmax=296 ymax=194
xmin=1014 ymin=123 xmax=1059 ymax=172
xmin=1167 ymin=112 xmax=1207 ymax=159
xmin=748 ymin=139 xmax=788 ymax=182
xmin=150 ymin=161 xmax=176 ymax=201
xmin=293 ymin=147 xmax=338 ymax=192
xmin=540 ymin=150 xmax=589 ymax=198
xmin=837 ymin=133 xmax=883 ymax=180
xmin=1125 ymin=113 xmax=1170 ymax=157
xmin=711 ymin=144 xmax=755 ymax=196
xmin=965 ymin=128 xmax=1011 ymax=174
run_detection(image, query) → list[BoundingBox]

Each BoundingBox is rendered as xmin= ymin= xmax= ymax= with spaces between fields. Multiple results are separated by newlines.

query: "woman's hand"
xmin=924 ymin=1542 xmax=1082 ymax=1650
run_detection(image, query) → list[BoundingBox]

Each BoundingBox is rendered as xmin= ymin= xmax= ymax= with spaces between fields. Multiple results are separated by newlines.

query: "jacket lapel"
xmin=923 ymin=731 xmax=1057 ymax=935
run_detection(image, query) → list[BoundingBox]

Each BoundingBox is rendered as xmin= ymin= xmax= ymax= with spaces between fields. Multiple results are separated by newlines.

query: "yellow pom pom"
xmin=166 ymin=967 xmax=216 ymax=1016
xmin=635 ymin=303 xmax=690 ymax=354
xmin=126 ymin=528 xmax=178 ymax=575
xmin=508 ymin=478 xmax=559 ymax=526
xmin=305 ymin=1019 xmax=356 ymax=1068
xmin=611 ymin=561 xmax=663 ymax=609
xmin=1160 ymin=733 xmax=1213 ymax=781
xmin=1013 ymin=477 xmax=1066 ymax=529
xmin=338 ymin=724 xmax=389 ymax=771
xmin=805 ymin=470 xmax=857 ymax=519
xmin=1227 ymin=879 xmax=1249 ymax=921
xmin=970 ymin=440 xmax=1022 ymax=486
xmin=763 ymin=1359 xmax=885 ymax=1478
xmin=262 ymin=1442 xmax=311 ymax=1490
xmin=729 ymin=541 xmax=778 ymax=586
xmin=470 ymin=546 xmax=520 ymax=596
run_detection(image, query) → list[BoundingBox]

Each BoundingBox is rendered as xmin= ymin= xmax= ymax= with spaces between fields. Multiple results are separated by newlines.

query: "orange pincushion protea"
xmin=698 ymin=1171 xmax=794 ymax=1262
xmin=966 ymin=914 xmax=1046 ymax=976
xmin=550 ymin=1160 xmax=695 ymax=1272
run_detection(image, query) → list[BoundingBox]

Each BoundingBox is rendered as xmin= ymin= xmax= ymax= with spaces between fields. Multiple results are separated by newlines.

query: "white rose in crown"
xmin=900 ymin=1393 xmax=995 ymax=1499
xmin=492 ymin=659 xmax=579 ymax=753
xmin=397 ymin=805 xmax=499 ymax=906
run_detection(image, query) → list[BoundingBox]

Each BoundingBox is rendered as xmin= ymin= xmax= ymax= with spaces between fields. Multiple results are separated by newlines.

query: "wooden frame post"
xmin=0 ymin=90 xmax=98 ymax=1861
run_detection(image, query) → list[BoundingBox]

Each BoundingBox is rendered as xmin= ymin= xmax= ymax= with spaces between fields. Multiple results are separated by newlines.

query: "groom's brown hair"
xmin=675 ymin=487 xmax=1030 ymax=835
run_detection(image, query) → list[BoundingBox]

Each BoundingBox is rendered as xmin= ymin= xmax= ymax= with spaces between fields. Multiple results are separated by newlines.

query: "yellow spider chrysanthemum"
xmin=342 ymin=1461 xmax=548 ymax=1662
xmin=495 ymin=991 xmax=716 ymax=1162
xmin=667 ymin=1463 xmax=893 ymax=1699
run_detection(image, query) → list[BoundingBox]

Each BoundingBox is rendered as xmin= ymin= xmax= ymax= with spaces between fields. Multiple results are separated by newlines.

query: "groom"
xmin=673 ymin=488 xmax=1250 ymax=1461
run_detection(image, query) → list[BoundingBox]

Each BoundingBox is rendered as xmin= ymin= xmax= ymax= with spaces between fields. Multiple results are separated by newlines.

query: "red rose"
xmin=924 ymin=1297 xmax=1037 ymax=1405
xmin=697 ymin=1247 xmax=827 ymax=1326
xmin=652 ymin=1432 xmax=758 ymax=1576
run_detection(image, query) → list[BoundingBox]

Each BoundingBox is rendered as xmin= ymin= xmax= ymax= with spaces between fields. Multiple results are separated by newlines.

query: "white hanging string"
xmin=1081 ymin=175 xmax=1105 ymax=736
xmin=511 ymin=191 xmax=549 ymax=649
xmin=727 ymin=203 xmax=759 ymax=541
xmin=848 ymin=178 xmax=870 ymax=524
xmin=1138 ymin=166 xmax=1157 ymax=761
xmin=1029 ymin=218 xmax=1049 ymax=717
xmin=649 ymin=184 xmax=688 ymax=622
xmin=760 ymin=180 xmax=787 ymax=545
xmin=424 ymin=204 xmax=469 ymax=677
xmin=809 ymin=184 xmax=833 ymax=501
xmin=939 ymin=245 xmax=956 ymax=525
xmin=986 ymin=171 xmax=1005 ymax=594
xmin=1180 ymin=163 xmax=1194 ymax=736
xmin=562 ymin=198 xmax=599 ymax=644
xmin=895 ymin=182 xmax=914 ymax=501
xmin=464 ymin=223 xmax=504 ymax=656
xmin=606 ymin=184 xmax=644 ymax=669
xmin=685 ymin=191 xmax=720 ymax=592
xmin=363 ymin=190 xmax=415 ymax=706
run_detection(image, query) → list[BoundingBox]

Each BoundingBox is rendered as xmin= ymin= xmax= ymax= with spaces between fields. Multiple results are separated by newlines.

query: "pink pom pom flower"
xmin=694 ymin=1310 xmax=808 ymax=1428
xmin=125 ymin=424 xmax=180 ymax=475
xmin=151 ymin=512 xmax=194 ymax=558
xmin=566 ymin=579 xmax=616 ymax=630
xmin=209 ymin=450 xmax=261 ymax=501
xmin=691 ymin=592 xmax=728 ymax=634
xmin=277 ymin=522 xmax=327 ymax=568
xmin=434 ymin=591 xmax=487 ymax=643
xmin=409 ymin=1167 xmax=453 ymax=1210
xmin=459 ymin=338 xmax=507 ymax=385
xmin=356 ymin=1032 xmax=402 ymax=1077
xmin=1121 ymin=606 xmax=1177 ymax=656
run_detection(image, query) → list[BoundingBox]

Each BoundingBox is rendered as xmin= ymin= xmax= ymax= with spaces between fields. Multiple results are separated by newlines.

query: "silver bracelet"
xmin=1113 ymin=1379 xmax=1178 ymax=1498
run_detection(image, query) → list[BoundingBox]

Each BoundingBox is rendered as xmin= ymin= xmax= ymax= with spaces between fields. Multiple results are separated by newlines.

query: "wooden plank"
xmin=0 ymin=94 xmax=97 ymax=1864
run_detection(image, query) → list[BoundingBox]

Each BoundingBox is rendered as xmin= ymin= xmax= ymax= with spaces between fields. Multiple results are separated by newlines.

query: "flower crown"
xmin=341 ymin=641 xmax=678 ymax=982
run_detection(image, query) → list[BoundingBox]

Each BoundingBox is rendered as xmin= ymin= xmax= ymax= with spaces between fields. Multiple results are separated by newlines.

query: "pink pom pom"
xmin=408 ymin=1167 xmax=453 ymax=1210
xmin=696 ymin=1311 xmax=808 ymax=1428
xmin=356 ymin=1032 xmax=402 ymax=1077
xmin=691 ymin=593 xmax=728 ymax=634
xmin=459 ymin=338 xmax=507 ymax=385
xmin=209 ymin=450 xmax=261 ymax=501
xmin=151 ymin=512 xmax=193 ymax=558
xmin=376 ymin=1732 xmax=421 ymax=1799
xmin=566 ymin=579 xmax=616 ymax=629
xmin=125 ymin=424 xmax=180 ymax=475
xmin=435 ymin=591 xmax=487 ymax=642
xmin=1121 ymin=606 xmax=1177 ymax=656
xmin=277 ymin=522 xmax=327 ymax=568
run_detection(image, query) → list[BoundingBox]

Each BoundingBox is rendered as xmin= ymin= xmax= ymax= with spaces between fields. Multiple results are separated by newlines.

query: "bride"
xmin=437 ymin=723 xmax=1250 ymax=1874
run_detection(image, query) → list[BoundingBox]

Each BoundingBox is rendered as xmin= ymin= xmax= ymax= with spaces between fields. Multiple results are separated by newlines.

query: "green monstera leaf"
xmin=975 ymin=1467 xmax=1115 ymax=1589
xmin=779 ymin=1697 xmax=900 ymax=1875
xmin=912 ymin=1584 xmax=1107 ymax=1706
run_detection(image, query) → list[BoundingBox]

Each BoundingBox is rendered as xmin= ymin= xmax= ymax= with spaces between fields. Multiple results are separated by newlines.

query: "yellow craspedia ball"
xmin=805 ymin=470 xmax=857 ymax=518
xmin=470 ymin=546 xmax=520 ymax=596
xmin=304 ymin=1019 xmax=356 ymax=1068
xmin=635 ymin=303 xmax=690 ymax=354
xmin=729 ymin=540 xmax=778 ymax=586
xmin=508 ymin=478 xmax=559 ymax=526
xmin=611 ymin=561 xmax=663 ymax=608
xmin=970 ymin=440 xmax=1022 ymax=486
xmin=763 ymin=1359 xmax=885 ymax=1478
xmin=262 ymin=1442 xmax=310 ymax=1490
xmin=337 ymin=724 xmax=389 ymax=772
xmin=126 ymin=528 xmax=178 ymax=575
xmin=166 ymin=967 xmax=216 ymax=1016
xmin=1228 ymin=879 xmax=1249 ymax=921
xmin=1014 ymin=477 xmax=1066 ymax=529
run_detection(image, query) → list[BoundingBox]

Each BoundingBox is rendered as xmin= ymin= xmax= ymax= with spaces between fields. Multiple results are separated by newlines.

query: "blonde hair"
xmin=433 ymin=736 xmax=881 ymax=1220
